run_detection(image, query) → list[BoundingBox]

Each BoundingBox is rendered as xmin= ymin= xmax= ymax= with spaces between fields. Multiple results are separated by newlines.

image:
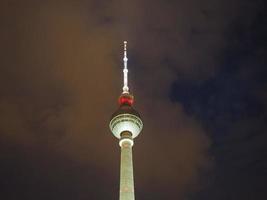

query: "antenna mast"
xmin=122 ymin=41 xmax=129 ymax=94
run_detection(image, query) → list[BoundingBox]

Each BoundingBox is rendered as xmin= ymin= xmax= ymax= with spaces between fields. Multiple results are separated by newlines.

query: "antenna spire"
xmin=123 ymin=41 xmax=129 ymax=94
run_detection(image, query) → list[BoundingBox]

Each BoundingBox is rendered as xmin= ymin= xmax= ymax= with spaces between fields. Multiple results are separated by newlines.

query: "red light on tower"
xmin=119 ymin=94 xmax=134 ymax=106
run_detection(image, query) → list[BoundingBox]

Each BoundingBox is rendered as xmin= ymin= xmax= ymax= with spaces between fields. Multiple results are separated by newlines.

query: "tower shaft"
xmin=119 ymin=138 xmax=135 ymax=200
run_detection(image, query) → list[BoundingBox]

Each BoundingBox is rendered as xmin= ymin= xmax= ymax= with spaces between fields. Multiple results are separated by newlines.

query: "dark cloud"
xmin=170 ymin=1 xmax=267 ymax=198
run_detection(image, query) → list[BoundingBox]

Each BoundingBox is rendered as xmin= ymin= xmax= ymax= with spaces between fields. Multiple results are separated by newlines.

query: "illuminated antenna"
xmin=122 ymin=41 xmax=129 ymax=94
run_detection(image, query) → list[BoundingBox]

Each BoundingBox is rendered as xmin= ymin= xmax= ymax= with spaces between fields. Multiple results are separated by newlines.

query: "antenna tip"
xmin=124 ymin=41 xmax=127 ymax=51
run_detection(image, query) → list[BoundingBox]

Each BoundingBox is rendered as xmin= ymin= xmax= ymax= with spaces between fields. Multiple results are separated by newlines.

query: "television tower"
xmin=109 ymin=41 xmax=143 ymax=200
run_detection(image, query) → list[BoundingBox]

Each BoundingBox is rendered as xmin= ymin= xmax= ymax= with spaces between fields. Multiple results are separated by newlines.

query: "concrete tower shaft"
xmin=119 ymin=132 xmax=135 ymax=200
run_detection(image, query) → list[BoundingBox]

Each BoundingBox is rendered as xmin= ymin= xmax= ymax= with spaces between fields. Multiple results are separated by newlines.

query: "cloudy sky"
xmin=0 ymin=0 xmax=266 ymax=199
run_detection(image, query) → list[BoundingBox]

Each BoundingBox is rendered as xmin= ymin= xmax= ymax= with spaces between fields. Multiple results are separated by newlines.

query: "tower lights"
xmin=109 ymin=41 xmax=143 ymax=200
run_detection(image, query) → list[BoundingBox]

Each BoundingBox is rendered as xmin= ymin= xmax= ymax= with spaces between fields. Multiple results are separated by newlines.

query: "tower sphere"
xmin=109 ymin=104 xmax=143 ymax=139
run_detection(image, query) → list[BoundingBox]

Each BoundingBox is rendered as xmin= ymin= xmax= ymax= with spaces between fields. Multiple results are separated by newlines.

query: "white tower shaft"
xmin=119 ymin=139 xmax=135 ymax=200
xmin=123 ymin=41 xmax=129 ymax=94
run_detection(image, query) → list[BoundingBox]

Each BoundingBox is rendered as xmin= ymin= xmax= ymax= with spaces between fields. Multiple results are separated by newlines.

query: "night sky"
xmin=0 ymin=0 xmax=266 ymax=199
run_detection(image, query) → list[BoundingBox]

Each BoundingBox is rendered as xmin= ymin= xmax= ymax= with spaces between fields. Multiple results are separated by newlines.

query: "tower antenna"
xmin=123 ymin=41 xmax=129 ymax=94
